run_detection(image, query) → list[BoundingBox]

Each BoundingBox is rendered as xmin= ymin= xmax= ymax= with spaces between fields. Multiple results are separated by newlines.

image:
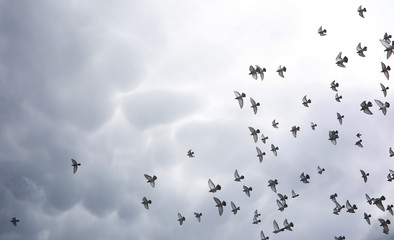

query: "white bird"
xmin=10 ymin=217 xmax=19 ymax=227
xmin=177 ymin=213 xmax=185 ymax=225
xmin=144 ymin=174 xmax=157 ymax=188
xmin=208 ymin=179 xmax=221 ymax=193
xmin=230 ymin=201 xmax=240 ymax=215
xmin=374 ymin=99 xmax=390 ymax=115
xmin=356 ymin=43 xmax=367 ymax=57
xmin=380 ymin=83 xmax=389 ymax=97
xmin=213 ymin=197 xmax=226 ymax=216
xmin=243 ymin=185 xmax=253 ymax=197
xmin=234 ymin=91 xmax=246 ymax=109
xmin=256 ymin=146 xmax=266 ymax=163
xmin=249 ymin=127 xmax=260 ymax=143
xmin=318 ymin=26 xmax=327 ymax=36
xmin=381 ymin=62 xmax=391 ymax=80
xmin=71 ymin=159 xmax=81 ymax=174
xmin=276 ymin=65 xmax=286 ymax=78
xmin=194 ymin=212 xmax=202 ymax=222
xmin=250 ymin=97 xmax=260 ymax=114
xmin=142 ymin=197 xmax=152 ymax=210
xmin=271 ymin=144 xmax=279 ymax=156
xmin=336 ymin=52 xmax=348 ymax=68
xmin=234 ymin=169 xmax=244 ymax=182
xmin=357 ymin=5 xmax=367 ymax=18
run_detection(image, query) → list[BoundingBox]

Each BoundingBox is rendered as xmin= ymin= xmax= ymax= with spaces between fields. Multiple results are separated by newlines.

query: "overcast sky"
xmin=0 ymin=0 xmax=393 ymax=239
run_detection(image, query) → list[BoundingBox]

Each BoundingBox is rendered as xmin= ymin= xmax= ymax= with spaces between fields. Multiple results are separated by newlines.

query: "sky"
xmin=0 ymin=0 xmax=393 ymax=239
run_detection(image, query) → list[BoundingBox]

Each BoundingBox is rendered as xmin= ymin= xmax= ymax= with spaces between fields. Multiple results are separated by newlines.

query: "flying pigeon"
xmin=374 ymin=99 xmax=390 ymax=115
xmin=337 ymin=113 xmax=344 ymax=125
xmin=336 ymin=52 xmax=348 ymax=68
xmin=331 ymin=80 xmax=339 ymax=91
xmin=387 ymin=205 xmax=393 ymax=215
xmin=194 ymin=212 xmax=202 ymax=222
xmin=328 ymin=130 xmax=339 ymax=145
xmin=302 ymin=95 xmax=311 ymax=107
xmin=255 ymin=65 xmax=266 ymax=81
xmin=283 ymin=219 xmax=294 ymax=231
xmin=335 ymin=236 xmax=346 ymax=240
xmin=356 ymin=133 xmax=362 ymax=138
xmin=271 ymin=144 xmax=279 ymax=156
xmin=276 ymin=65 xmax=286 ymax=78
xmin=10 ymin=217 xmax=19 ymax=227
xmin=230 ymin=201 xmax=240 ymax=215
xmin=254 ymin=209 xmax=261 ymax=218
xmin=318 ymin=26 xmax=327 ymax=36
xmin=249 ymin=127 xmax=260 ymax=143
xmin=272 ymin=119 xmax=279 ymax=128
xmin=234 ymin=91 xmax=246 ymax=109
xmin=250 ymin=97 xmax=260 ymax=114
xmin=291 ymin=189 xmax=299 ymax=198
xmin=358 ymin=5 xmax=367 ymax=18
xmin=356 ymin=43 xmax=367 ymax=57
xmin=364 ymin=213 xmax=371 ymax=225
xmin=300 ymin=172 xmax=310 ymax=183
xmin=381 ymin=62 xmax=391 ymax=80
xmin=213 ymin=197 xmax=226 ymax=216
xmin=355 ymin=139 xmax=363 ymax=148
xmin=373 ymin=196 xmax=386 ymax=212
xmin=249 ymin=65 xmax=258 ymax=80
xmin=365 ymin=193 xmax=375 ymax=205
xmin=187 ymin=149 xmax=195 ymax=158
xmin=378 ymin=218 xmax=390 ymax=234
xmin=177 ymin=213 xmax=185 ymax=225
xmin=290 ymin=126 xmax=300 ymax=138
xmin=144 ymin=174 xmax=157 ymax=188
xmin=388 ymin=170 xmax=394 ymax=182
xmin=234 ymin=169 xmax=245 ymax=182
xmin=142 ymin=197 xmax=152 ymax=210
xmin=277 ymin=199 xmax=287 ymax=212
xmin=335 ymin=93 xmax=342 ymax=102
xmin=253 ymin=216 xmax=261 ymax=224
xmin=311 ymin=122 xmax=317 ymax=130
xmin=380 ymin=39 xmax=394 ymax=59
xmin=346 ymin=200 xmax=357 ymax=213
xmin=261 ymin=134 xmax=268 ymax=143
xmin=256 ymin=146 xmax=266 ymax=163
xmin=243 ymin=185 xmax=253 ymax=197
xmin=71 ymin=159 xmax=81 ymax=174
xmin=380 ymin=83 xmax=389 ymax=97
xmin=382 ymin=32 xmax=392 ymax=44
xmin=208 ymin=179 xmax=221 ymax=193
xmin=360 ymin=101 xmax=373 ymax=115
xmin=360 ymin=170 xmax=369 ymax=182
xmin=268 ymin=179 xmax=278 ymax=193
xmin=260 ymin=230 xmax=269 ymax=240
xmin=317 ymin=166 xmax=325 ymax=174
xmin=273 ymin=220 xmax=285 ymax=234
xmin=390 ymin=148 xmax=394 ymax=157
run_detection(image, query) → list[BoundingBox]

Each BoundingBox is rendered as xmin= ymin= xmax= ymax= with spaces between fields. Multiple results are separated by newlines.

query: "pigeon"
xmin=187 ymin=149 xmax=195 ymax=158
xmin=234 ymin=169 xmax=244 ymax=182
xmin=271 ymin=144 xmax=279 ymax=156
xmin=360 ymin=101 xmax=373 ymax=115
xmin=142 ymin=197 xmax=152 ymax=210
xmin=268 ymin=179 xmax=278 ymax=193
xmin=277 ymin=199 xmax=287 ymax=212
xmin=291 ymin=189 xmax=299 ymax=198
xmin=10 ymin=217 xmax=19 ymax=227
xmin=356 ymin=43 xmax=367 ymax=57
xmin=300 ymin=172 xmax=310 ymax=183
xmin=356 ymin=133 xmax=362 ymax=138
xmin=317 ymin=166 xmax=325 ymax=174
xmin=357 ymin=5 xmax=367 ymax=18
xmin=335 ymin=236 xmax=346 ymax=240
xmin=318 ymin=26 xmax=327 ymax=36
xmin=71 ymin=159 xmax=81 ymax=174
xmin=337 ymin=113 xmax=344 ymax=125
xmin=253 ymin=216 xmax=261 ymax=224
xmin=380 ymin=83 xmax=389 ymax=97
xmin=346 ymin=200 xmax=357 ymax=213
xmin=380 ymin=39 xmax=394 ymax=59
xmin=261 ymin=134 xmax=268 ymax=143
xmin=390 ymin=148 xmax=394 ymax=157
xmin=277 ymin=193 xmax=288 ymax=201
xmin=311 ymin=122 xmax=317 ymax=130
xmin=177 ymin=213 xmax=185 ymax=225
xmin=331 ymin=80 xmax=339 ymax=91
xmin=256 ymin=147 xmax=266 ymax=163
xmin=249 ymin=65 xmax=258 ymax=80
xmin=387 ymin=205 xmax=393 ymax=215
xmin=249 ymin=127 xmax=260 ymax=143
xmin=382 ymin=32 xmax=392 ymax=44
xmin=260 ymin=230 xmax=269 ymax=240
xmin=388 ymin=170 xmax=394 ymax=182
xmin=230 ymin=201 xmax=240 ymax=215
xmin=335 ymin=93 xmax=342 ymax=102
xmin=283 ymin=219 xmax=294 ymax=231
xmin=243 ymin=185 xmax=253 ymax=197
xmin=381 ymin=62 xmax=391 ymax=80
xmin=360 ymin=170 xmax=369 ymax=182
xmin=273 ymin=220 xmax=284 ymax=234
xmin=355 ymin=139 xmax=363 ymax=148
xmin=144 ymin=174 xmax=157 ymax=188
xmin=364 ymin=213 xmax=371 ymax=225
xmin=276 ymin=65 xmax=286 ymax=78
xmin=302 ymin=95 xmax=311 ymax=107
xmin=365 ymin=194 xmax=375 ymax=205
xmin=234 ymin=91 xmax=246 ymax=109
xmin=255 ymin=65 xmax=266 ymax=81
xmin=336 ymin=52 xmax=348 ymax=68
xmin=213 ymin=197 xmax=226 ymax=216
xmin=208 ymin=179 xmax=221 ymax=193
xmin=272 ymin=119 xmax=279 ymax=128
xmin=378 ymin=218 xmax=390 ymax=234
xmin=373 ymin=196 xmax=386 ymax=212
xmin=374 ymin=99 xmax=390 ymax=115
xmin=254 ymin=209 xmax=261 ymax=218
xmin=329 ymin=130 xmax=339 ymax=145
xmin=194 ymin=212 xmax=202 ymax=222
xmin=290 ymin=126 xmax=300 ymax=138
xmin=250 ymin=97 xmax=260 ymax=114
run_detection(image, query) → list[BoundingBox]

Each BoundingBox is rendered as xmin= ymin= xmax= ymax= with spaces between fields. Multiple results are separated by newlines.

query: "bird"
xmin=328 ymin=130 xmax=339 ymax=145
xmin=380 ymin=39 xmax=394 ymax=59
xmin=382 ymin=32 xmax=392 ymax=44
xmin=10 ymin=217 xmax=19 ymax=227
xmin=380 ymin=83 xmax=389 ymax=97
xmin=360 ymin=101 xmax=373 ymax=115
xmin=250 ymin=97 xmax=260 ymax=115
xmin=357 ymin=5 xmax=367 ymax=18
xmin=255 ymin=65 xmax=266 ymax=81
xmin=381 ymin=62 xmax=391 ymax=80
xmin=277 ymin=193 xmax=288 ymax=201
xmin=388 ymin=171 xmax=394 ymax=182
xmin=276 ymin=65 xmax=286 ymax=78
xmin=365 ymin=193 xmax=375 ymax=205
xmin=317 ymin=166 xmax=325 ymax=174
xmin=364 ymin=213 xmax=371 ymax=225
xmin=249 ymin=127 xmax=260 ymax=143
xmin=378 ymin=218 xmax=390 ymax=234
xmin=290 ymin=126 xmax=300 ymax=138
xmin=234 ymin=91 xmax=246 ymax=109
xmin=208 ymin=179 xmax=221 ymax=193
xmin=194 ymin=212 xmax=202 ymax=222
xmin=144 ymin=174 xmax=157 ymax=188
xmin=335 ymin=93 xmax=342 ymax=102
xmin=336 ymin=113 xmax=344 ymax=125
xmin=253 ymin=216 xmax=261 ymax=224
xmin=331 ymin=80 xmax=339 ymax=91
xmin=356 ymin=43 xmax=367 ymax=57
xmin=234 ymin=169 xmax=245 ymax=182
xmin=249 ymin=65 xmax=258 ymax=80
xmin=268 ymin=179 xmax=278 ymax=193
xmin=336 ymin=52 xmax=348 ymax=68
xmin=346 ymin=200 xmax=357 ymax=213
xmin=213 ymin=197 xmax=226 ymax=216
xmin=387 ymin=205 xmax=393 ymax=215
xmin=71 ymin=159 xmax=81 ymax=174
xmin=243 ymin=185 xmax=253 ymax=197
xmin=311 ymin=122 xmax=317 ymax=130
xmin=390 ymin=147 xmax=394 ymax=157
xmin=254 ymin=209 xmax=261 ymax=218
xmin=277 ymin=199 xmax=287 ymax=212
xmin=271 ymin=144 xmax=279 ymax=156
xmin=261 ymin=133 xmax=268 ymax=143
xmin=374 ymin=99 xmax=390 ymax=115
xmin=300 ymin=172 xmax=310 ymax=183
xmin=335 ymin=236 xmax=346 ymax=240
xmin=356 ymin=133 xmax=362 ymax=138
xmin=142 ymin=197 xmax=152 ymax=210
xmin=318 ymin=26 xmax=327 ymax=36
xmin=372 ymin=196 xmax=386 ymax=212
xmin=177 ymin=213 xmax=185 ymax=225
xmin=230 ymin=201 xmax=240 ymax=215
xmin=187 ymin=149 xmax=195 ymax=158
xmin=272 ymin=119 xmax=279 ymax=128
xmin=360 ymin=170 xmax=369 ymax=182
xmin=291 ymin=189 xmax=299 ymax=198
xmin=302 ymin=95 xmax=311 ymax=107
xmin=283 ymin=219 xmax=294 ymax=231
xmin=273 ymin=220 xmax=285 ymax=234
xmin=260 ymin=230 xmax=269 ymax=240
xmin=355 ymin=139 xmax=363 ymax=148
xmin=256 ymin=147 xmax=266 ymax=163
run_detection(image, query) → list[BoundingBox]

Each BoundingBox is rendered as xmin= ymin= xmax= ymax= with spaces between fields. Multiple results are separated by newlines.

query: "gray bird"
xmin=317 ymin=166 xmax=325 ymax=174
xmin=249 ymin=127 xmax=260 ymax=143
xmin=290 ymin=126 xmax=300 ymax=138
xmin=261 ymin=133 xmax=268 ymax=143
xmin=283 ymin=219 xmax=294 ymax=231
xmin=328 ymin=130 xmax=339 ymax=145
xmin=71 ymin=159 xmax=81 ymax=174
xmin=253 ymin=216 xmax=261 ymax=224
xmin=364 ymin=212 xmax=371 ymax=225
xmin=260 ymin=230 xmax=269 ymax=240
xmin=271 ymin=144 xmax=279 ymax=156
xmin=335 ymin=93 xmax=342 ymax=102
xmin=273 ymin=220 xmax=285 ymax=234
xmin=276 ymin=65 xmax=286 ymax=78
xmin=382 ymin=32 xmax=392 ymax=44
xmin=230 ymin=201 xmax=240 ymax=215
xmin=336 ymin=52 xmax=348 ymax=68
xmin=346 ymin=200 xmax=357 ymax=213
xmin=331 ymin=80 xmax=339 ymax=91
xmin=360 ymin=101 xmax=373 ymax=115
xmin=360 ymin=169 xmax=369 ymax=182
xmin=144 ymin=174 xmax=157 ymax=188
xmin=249 ymin=65 xmax=258 ymax=80
xmin=10 ymin=217 xmax=19 ymax=227
xmin=277 ymin=193 xmax=288 ymax=201
xmin=254 ymin=209 xmax=261 ymax=218
xmin=380 ymin=83 xmax=389 ymax=97
xmin=256 ymin=146 xmax=266 ymax=163
xmin=300 ymin=172 xmax=310 ymax=183
xmin=373 ymin=196 xmax=386 ymax=212
xmin=272 ymin=119 xmax=279 ymax=128
xmin=177 ymin=213 xmax=185 ymax=225
xmin=142 ymin=197 xmax=152 ymax=210
xmin=302 ymin=95 xmax=311 ymax=107
xmin=250 ymin=97 xmax=260 ymax=114
xmin=234 ymin=169 xmax=244 ymax=182
xmin=380 ymin=39 xmax=394 ymax=59
xmin=243 ymin=185 xmax=253 ymax=197
xmin=311 ymin=122 xmax=317 ymax=130
xmin=378 ymin=218 xmax=390 ymax=234
xmin=356 ymin=133 xmax=362 ymax=138
xmin=234 ymin=91 xmax=246 ymax=109
xmin=187 ymin=149 xmax=195 ymax=158
xmin=335 ymin=236 xmax=346 ymax=240
xmin=388 ymin=169 xmax=394 ymax=182
xmin=194 ymin=212 xmax=202 ymax=222
xmin=208 ymin=179 xmax=221 ymax=193
xmin=356 ymin=43 xmax=367 ymax=57
xmin=358 ymin=5 xmax=367 ymax=18
xmin=365 ymin=193 xmax=375 ymax=205
xmin=381 ymin=62 xmax=391 ymax=80
xmin=355 ymin=139 xmax=363 ymax=148
xmin=255 ymin=65 xmax=266 ymax=81
xmin=291 ymin=189 xmax=299 ymax=198
xmin=318 ymin=26 xmax=327 ymax=36
xmin=213 ymin=197 xmax=226 ymax=216
xmin=268 ymin=179 xmax=278 ymax=193
xmin=374 ymin=99 xmax=390 ymax=115
xmin=277 ymin=199 xmax=287 ymax=212
xmin=387 ymin=204 xmax=393 ymax=215
xmin=337 ymin=113 xmax=344 ymax=125
xmin=390 ymin=148 xmax=394 ymax=157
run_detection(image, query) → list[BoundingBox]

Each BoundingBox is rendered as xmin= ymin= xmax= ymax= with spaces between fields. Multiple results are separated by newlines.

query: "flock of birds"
xmin=8 ymin=4 xmax=393 ymax=240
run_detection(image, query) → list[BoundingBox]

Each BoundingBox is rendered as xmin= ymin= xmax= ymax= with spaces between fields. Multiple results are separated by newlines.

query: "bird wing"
xmin=376 ymin=201 xmax=386 ymax=212
xmin=231 ymin=201 xmax=236 ymax=210
xmin=346 ymin=200 xmax=352 ymax=209
xmin=380 ymin=39 xmax=391 ymax=49
xmin=234 ymin=169 xmax=240 ymax=179
xmin=374 ymin=99 xmax=384 ymax=108
xmin=357 ymin=43 xmax=362 ymax=51
xmin=336 ymin=52 xmax=343 ymax=61
xmin=144 ymin=174 xmax=152 ymax=181
xmin=213 ymin=197 xmax=221 ymax=205
xmin=71 ymin=159 xmax=77 ymax=165
xmin=273 ymin=220 xmax=279 ymax=231
xmin=73 ymin=165 xmax=78 ymax=174
xmin=208 ymin=179 xmax=215 ymax=190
